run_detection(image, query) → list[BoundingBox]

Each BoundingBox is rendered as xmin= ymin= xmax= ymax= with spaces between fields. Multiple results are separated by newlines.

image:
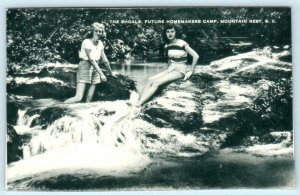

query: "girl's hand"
xmin=100 ymin=73 xmax=107 ymax=82
xmin=184 ymin=70 xmax=193 ymax=80
xmin=111 ymin=71 xmax=118 ymax=77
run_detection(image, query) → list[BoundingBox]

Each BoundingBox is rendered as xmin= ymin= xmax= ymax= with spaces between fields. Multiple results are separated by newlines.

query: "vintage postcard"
xmin=6 ymin=7 xmax=293 ymax=190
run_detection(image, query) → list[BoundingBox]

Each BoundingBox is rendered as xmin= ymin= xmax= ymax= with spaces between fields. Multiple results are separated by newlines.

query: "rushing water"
xmin=6 ymin=49 xmax=294 ymax=190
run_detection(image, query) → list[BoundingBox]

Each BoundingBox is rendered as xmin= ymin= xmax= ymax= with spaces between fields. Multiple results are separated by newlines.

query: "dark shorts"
xmin=76 ymin=60 xmax=101 ymax=84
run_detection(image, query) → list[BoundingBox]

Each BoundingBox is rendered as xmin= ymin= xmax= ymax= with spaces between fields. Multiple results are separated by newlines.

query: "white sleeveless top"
xmin=79 ymin=39 xmax=104 ymax=61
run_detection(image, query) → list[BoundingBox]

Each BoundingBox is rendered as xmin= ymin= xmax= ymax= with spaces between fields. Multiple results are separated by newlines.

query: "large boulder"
xmin=140 ymin=47 xmax=292 ymax=149
xmin=93 ymin=74 xmax=136 ymax=101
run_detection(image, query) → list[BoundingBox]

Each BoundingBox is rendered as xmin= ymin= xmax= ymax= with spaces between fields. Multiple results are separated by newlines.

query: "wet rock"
xmin=93 ymin=74 xmax=136 ymax=101
xmin=207 ymin=47 xmax=292 ymax=84
xmin=230 ymin=62 xmax=292 ymax=84
xmin=38 ymin=66 xmax=77 ymax=87
xmin=258 ymin=132 xmax=292 ymax=145
xmin=221 ymin=131 xmax=292 ymax=149
xmin=217 ymin=108 xmax=266 ymax=147
xmin=7 ymin=82 xmax=75 ymax=101
xmin=216 ymin=77 xmax=292 ymax=148
xmin=7 ymin=102 xmax=19 ymax=125
xmin=28 ymin=106 xmax=73 ymax=129
xmin=7 ymin=64 xmax=136 ymax=102
xmin=7 ymin=124 xmax=23 ymax=164
xmin=142 ymin=79 xmax=204 ymax=133
xmin=279 ymin=55 xmax=292 ymax=63
xmin=143 ymin=106 xmax=203 ymax=133
xmin=141 ymin=47 xmax=292 ymax=149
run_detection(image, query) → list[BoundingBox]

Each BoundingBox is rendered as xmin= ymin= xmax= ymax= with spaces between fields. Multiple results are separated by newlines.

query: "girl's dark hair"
xmin=162 ymin=24 xmax=181 ymax=43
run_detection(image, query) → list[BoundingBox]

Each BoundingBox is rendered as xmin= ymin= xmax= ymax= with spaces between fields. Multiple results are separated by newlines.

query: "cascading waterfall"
xmin=14 ymin=110 xmax=40 ymax=135
xmin=7 ymin=101 xmax=152 ymax=182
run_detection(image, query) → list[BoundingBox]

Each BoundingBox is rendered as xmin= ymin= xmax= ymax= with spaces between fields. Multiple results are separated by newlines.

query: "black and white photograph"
xmin=6 ymin=7 xmax=294 ymax=190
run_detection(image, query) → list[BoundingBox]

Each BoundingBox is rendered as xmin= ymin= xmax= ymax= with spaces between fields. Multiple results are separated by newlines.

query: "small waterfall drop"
xmin=8 ymin=101 xmax=151 ymax=182
xmin=15 ymin=109 xmax=40 ymax=135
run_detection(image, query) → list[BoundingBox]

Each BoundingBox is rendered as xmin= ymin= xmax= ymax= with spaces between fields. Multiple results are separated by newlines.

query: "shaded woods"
xmin=7 ymin=7 xmax=291 ymax=69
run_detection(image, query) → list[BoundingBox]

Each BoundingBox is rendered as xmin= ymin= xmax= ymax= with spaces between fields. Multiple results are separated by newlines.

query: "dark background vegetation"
xmin=7 ymin=7 xmax=291 ymax=67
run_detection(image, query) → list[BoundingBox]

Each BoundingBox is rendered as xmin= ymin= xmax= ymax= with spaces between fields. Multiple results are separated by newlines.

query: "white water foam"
xmin=209 ymin=47 xmax=291 ymax=74
xmin=13 ymin=76 xmax=68 ymax=86
xmin=7 ymin=144 xmax=151 ymax=181
xmin=8 ymin=100 xmax=152 ymax=182
xmin=14 ymin=110 xmax=40 ymax=135
xmin=127 ymin=119 xmax=210 ymax=157
xmin=220 ymin=131 xmax=293 ymax=157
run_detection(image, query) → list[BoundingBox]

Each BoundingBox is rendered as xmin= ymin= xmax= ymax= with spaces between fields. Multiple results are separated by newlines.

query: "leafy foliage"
xmin=253 ymin=78 xmax=292 ymax=131
xmin=7 ymin=8 xmax=291 ymax=67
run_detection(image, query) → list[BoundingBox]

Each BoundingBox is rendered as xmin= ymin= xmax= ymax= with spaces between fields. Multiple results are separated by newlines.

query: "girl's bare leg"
xmin=137 ymin=70 xmax=183 ymax=106
xmin=86 ymin=84 xmax=96 ymax=102
xmin=64 ymin=83 xmax=86 ymax=104
xmin=138 ymin=69 xmax=170 ymax=100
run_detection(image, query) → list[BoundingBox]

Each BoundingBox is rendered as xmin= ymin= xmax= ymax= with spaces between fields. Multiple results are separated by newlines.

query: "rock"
xmin=143 ymin=106 xmax=203 ymax=133
xmin=140 ymin=47 xmax=292 ymax=150
xmin=217 ymin=108 xmax=266 ymax=148
xmin=7 ymin=102 xmax=19 ymax=125
xmin=259 ymin=131 xmax=292 ymax=145
xmin=215 ymin=77 xmax=292 ymax=148
xmin=142 ymin=78 xmax=204 ymax=133
xmin=93 ymin=74 xmax=136 ymax=101
xmin=28 ymin=106 xmax=73 ymax=129
xmin=7 ymin=124 xmax=23 ymax=164
xmin=38 ymin=66 xmax=77 ymax=87
xmin=230 ymin=62 xmax=292 ymax=83
xmin=279 ymin=55 xmax=292 ymax=63
xmin=7 ymin=64 xmax=136 ymax=102
xmin=208 ymin=47 xmax=292 ymax=74
xmin=7 ymin=82 xmax=75 ymax=101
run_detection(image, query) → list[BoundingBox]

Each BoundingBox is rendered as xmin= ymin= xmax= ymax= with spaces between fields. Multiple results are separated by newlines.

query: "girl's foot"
xmin=128 ymin=104 xmax=142 ymax=118
xmin=128 ymin=91 xmax=140 ymax=106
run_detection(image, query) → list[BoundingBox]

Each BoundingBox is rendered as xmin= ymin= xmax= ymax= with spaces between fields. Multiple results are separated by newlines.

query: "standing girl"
xmin=65 ymin=22 xmax=115 ymax=103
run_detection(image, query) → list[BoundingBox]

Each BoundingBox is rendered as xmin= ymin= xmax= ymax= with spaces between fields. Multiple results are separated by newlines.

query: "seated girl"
xmin=133 ymin=24 xmax=199 ymax=106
